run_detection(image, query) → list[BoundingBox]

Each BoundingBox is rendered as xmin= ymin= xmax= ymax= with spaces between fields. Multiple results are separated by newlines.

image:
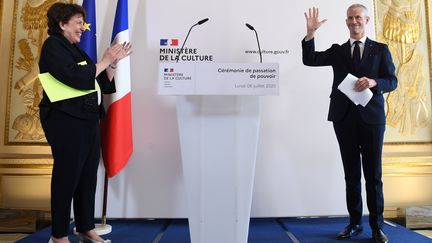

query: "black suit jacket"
xmin=302 ymin=37 xmax=397 ymax=124
xmin=39 ymin=34 xmax=116 ymax=121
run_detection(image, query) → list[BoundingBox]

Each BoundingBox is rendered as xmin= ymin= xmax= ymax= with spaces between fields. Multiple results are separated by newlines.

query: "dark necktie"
xmin=352 ymin=41 xmax=361 ymax=71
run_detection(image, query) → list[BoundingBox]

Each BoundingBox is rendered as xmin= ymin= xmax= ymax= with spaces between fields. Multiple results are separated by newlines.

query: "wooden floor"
xmin=0 ymin=233 xmax=28 ymax=242
xmin=416 ymin=230 xmax=432 ymax=239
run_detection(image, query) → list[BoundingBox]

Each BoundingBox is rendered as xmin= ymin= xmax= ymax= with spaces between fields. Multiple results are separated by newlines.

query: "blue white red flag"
xmin=100 ymin=0 xmax=133 ymax=177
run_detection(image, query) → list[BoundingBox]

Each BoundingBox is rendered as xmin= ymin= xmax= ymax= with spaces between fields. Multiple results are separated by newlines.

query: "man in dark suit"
xmin=302 ymin=4 xmax=397 ymax=243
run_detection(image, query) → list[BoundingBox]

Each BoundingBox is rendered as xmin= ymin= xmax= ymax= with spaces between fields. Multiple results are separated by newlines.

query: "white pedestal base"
xmin=177 ymin=95 xmax=260 ymax=243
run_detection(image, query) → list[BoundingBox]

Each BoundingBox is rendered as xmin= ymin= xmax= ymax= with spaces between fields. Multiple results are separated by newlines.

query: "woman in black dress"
xmin=39 ymin=3 xmax=131 ymax=243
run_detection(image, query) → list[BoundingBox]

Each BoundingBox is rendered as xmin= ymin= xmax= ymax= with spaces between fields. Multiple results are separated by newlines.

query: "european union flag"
xmin=77 ymin=0 xmax=97 ymax=63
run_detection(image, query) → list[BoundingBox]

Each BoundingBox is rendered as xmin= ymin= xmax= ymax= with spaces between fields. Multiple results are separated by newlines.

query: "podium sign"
xmin=159 ymin=63 xmax=279 ymax=243
xmin=158 ymin=62 xmax=279 ymax=95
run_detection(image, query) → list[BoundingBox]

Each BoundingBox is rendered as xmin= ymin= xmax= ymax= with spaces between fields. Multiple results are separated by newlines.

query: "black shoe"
xmin=336 ymin=224 xmax=363 ymax=240
xmin=372 ymin=229 xmax=389 ymax=243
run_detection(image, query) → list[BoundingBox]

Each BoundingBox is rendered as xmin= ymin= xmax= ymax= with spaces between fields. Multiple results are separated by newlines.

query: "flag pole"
xmin=98 ymin=1 xmax=133 ymax=236
xmin=95 ymin=170 xmax=112 ymax=235
xmin=75 ymin=0 xmax=111 ymax=235
xmin=102 ymin=171 xmax=108 ymax=225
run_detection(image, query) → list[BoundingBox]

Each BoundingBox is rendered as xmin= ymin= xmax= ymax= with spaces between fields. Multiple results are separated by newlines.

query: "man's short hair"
xmin=347 ymin=4 xmax=368 ymax=16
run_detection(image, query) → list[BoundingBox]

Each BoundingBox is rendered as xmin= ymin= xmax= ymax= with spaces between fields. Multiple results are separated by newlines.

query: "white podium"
xmin=159 ymin=62 xmax=279 ymax=243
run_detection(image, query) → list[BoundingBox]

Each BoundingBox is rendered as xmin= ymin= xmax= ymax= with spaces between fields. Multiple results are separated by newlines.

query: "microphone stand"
xmin=175 ymin=23 xmax=198 ymax=63
xmin=175 ymin=18 xmax=209 ymax=62
xmin=246 ymin=23 xmax=262 ymax=63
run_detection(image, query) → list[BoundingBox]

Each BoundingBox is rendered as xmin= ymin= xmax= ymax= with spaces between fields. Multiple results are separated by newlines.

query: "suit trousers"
xmin=41 ymin=108 xmax=100 ymax=238
xmin=332 ymin=103 xmax=385 ymax=230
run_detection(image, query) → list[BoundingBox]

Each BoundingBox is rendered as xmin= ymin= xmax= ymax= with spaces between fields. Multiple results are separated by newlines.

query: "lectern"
xmin=158 ymin=62 xmax=279 ymax=243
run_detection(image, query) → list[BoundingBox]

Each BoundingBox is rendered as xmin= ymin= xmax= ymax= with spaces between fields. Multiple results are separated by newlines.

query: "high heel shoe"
xmin=76 ymin=233 xmax=111 ymax=243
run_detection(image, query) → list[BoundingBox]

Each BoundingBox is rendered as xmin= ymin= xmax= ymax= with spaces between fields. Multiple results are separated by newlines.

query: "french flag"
xmin=100 ymin=0 xmax=133 ymax=178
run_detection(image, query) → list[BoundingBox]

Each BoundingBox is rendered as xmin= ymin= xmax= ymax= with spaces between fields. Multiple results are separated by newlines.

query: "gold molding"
xmin=384 ymin=207 xmax=400 ymax=211
xmin=0 ymin=172 xmax=52 ymax=175
xmin=0 ymin=164 xmax=52 ymax=168
xmin=382 ymin=155 xmax=432 ymax=176
xmin=384 ymin=172 xmax=432 ymax=176
xmin=374 ymin=0 xmax=432 ymax=145
xmin=384 ymin=141 xmax=432 ymax=145
xmin=4 ymin=0 xmax=18 ymax=145
xmin=383 ymin=155 xmax=432 ymax=165
xmin=0 ymin=157 xmax=52 ymax=166
xmin=0 ymin=0 xmax=3 ymax=33
xmin=427 ymin=1 xmax=432 ymax=125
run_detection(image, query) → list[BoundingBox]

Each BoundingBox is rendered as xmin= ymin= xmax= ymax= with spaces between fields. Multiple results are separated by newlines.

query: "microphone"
xmin=197 ymin=18 xmax=209 ymax=25
xmin=245 ymin=23 xmax=262 ymax=63
xmin=175 ymin=18 xmax=209 ymax=62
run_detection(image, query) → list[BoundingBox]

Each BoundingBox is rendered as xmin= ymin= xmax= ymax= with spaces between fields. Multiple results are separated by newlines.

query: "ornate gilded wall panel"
xmin=375 ymin=0 xmax=432 ymax=144
xmin=375 ymin=0 xmax=432 ymax=210
xmin=3 ymin=0 xmax=69 ymax=146
xmin=0 ymin=0 xmax=71 ymax=210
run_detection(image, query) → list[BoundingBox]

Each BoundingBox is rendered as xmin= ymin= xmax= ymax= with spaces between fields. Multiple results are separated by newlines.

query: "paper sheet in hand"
xmin=337 ymin=73 xmax=373 ymax=107
xmin=38 ymin=72 xmax=97 ymax=102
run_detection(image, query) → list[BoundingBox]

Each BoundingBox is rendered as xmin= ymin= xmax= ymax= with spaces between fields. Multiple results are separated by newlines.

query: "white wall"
xmin=89 ymin=0 xmax=375 ymax=218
